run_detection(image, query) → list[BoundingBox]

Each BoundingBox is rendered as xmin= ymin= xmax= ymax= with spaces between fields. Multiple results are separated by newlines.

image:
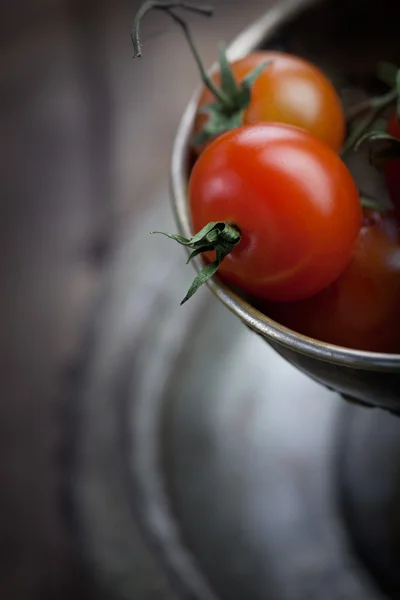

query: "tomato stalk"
xmin=355 ymin=131 xmax=400 ymax=168
xmin=131 ymin=0 xmax=270 ymax=148
xmin=132 ymin=1 xmax=214 ymax=57
xmin=359 ymin=194 xmax=388 ymax=212
xmin=342 ymin=88 xmax=398 ymax=158
xmin=342 ymin=61 xmax=400 ymax=159
xmin=132 ymin=2 xmax=229 ymax=103
xmin=151 ymin=221 xmax=241 ymax=304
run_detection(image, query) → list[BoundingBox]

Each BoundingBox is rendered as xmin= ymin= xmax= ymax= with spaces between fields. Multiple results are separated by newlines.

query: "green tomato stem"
xmin=342 ymin=88 xmax=398 ymax=159
xmin=132 ymin=0 xmax=270 ymax=149
xmin=359 ymin=195 xmax=387 ymax=212
xmin=151 ymin=221 xmax=241 ymax=305
xmin=131 ymin=1 xmax=232 ymax=107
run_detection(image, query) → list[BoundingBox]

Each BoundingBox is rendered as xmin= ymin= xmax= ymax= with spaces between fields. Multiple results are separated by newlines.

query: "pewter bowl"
xmin=171 ymin=0 xmax=400 ymax=411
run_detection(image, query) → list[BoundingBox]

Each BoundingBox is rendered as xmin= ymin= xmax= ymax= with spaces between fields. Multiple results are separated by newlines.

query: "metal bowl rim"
xmin=170 ymin=0 xmax=400 ymax=372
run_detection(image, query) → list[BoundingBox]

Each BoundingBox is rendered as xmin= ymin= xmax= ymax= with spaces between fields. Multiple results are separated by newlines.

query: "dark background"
xmin=0 ymin=0 xmax=268 ymax=597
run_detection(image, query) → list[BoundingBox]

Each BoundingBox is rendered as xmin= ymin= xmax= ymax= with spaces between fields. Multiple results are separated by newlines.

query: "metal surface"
xmin=170 ymin=0 xmax=400 ymax=409
xmin=75 ymin=198 xmax=389 ymax=600
xmin=336 ymin=406 xmax=400 ymax=599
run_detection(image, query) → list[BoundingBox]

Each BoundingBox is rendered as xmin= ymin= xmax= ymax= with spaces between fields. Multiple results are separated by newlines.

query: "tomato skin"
xmin=189 ymin=123 xmax=361 ymax=302
xmin=385 ymin=111 xmax=400 ymax=215
xmin=261 ymin=210 xmax=400 ymax=353
xmin=194 ymin=51 xmax=345 ymax=154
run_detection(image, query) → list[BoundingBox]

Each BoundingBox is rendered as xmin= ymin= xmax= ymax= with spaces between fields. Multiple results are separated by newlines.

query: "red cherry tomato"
xmin=194 ymin=51 xmax=345 ymax=154
xmin=189 ymin=123 xmax=361 ymax=302
xmin=385 ymin=111 xmax=400 ymax=214
xmin=261 ymin=210 xmax=400 ymax=353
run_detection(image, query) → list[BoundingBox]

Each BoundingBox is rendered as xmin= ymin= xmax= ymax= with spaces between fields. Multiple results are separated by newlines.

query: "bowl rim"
xmin=170 ymin=0 xmax=400 ymax=372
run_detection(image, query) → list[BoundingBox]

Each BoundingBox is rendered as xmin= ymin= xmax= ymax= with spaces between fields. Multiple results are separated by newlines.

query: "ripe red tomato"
xmin=384 ymin=111 xmax=400 ymax=214
xmin=261 ymin=210 xmax=400 ymax=353
xmin=194 ymin=51 xmax=345 ymax=154
xmin=189 ymin=123 xmax=361 ymax=302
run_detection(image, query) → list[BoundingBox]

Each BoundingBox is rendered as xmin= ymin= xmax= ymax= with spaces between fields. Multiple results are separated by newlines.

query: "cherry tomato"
xmin=261 ymin=210 xmax=400 ymax=353
xmin=189 ymin=123 xmax=361 ymax=302
xmin=194 ymin=51 xmax=345 ymax=154
xmin=384 ymin=111 xmax=400 ymax=214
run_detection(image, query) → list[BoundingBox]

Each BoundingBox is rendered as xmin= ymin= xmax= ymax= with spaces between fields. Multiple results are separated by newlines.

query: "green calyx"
xmin=342 ymin=61 xmax=400 ymax=159
xmin=131 ymin=1 xmax=270 ymax=148
xmin=192 ymin=45 xmax=270 ymax=147
xmin=151 ymin=221 xmax=241 ymax=305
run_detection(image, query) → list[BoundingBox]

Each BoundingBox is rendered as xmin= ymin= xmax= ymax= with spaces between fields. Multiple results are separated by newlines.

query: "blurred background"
xmin=0 ymin=0 xmax=270 ymax=598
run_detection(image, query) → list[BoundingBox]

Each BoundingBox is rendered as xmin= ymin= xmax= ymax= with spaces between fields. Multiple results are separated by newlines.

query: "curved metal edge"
xmin=170 ymin=0 xmax=400 ymax=373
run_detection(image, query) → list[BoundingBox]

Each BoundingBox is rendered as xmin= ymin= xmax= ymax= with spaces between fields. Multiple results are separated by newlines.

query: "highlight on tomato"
xmin=154 ymin=123 xmax=362 ymax=304
xmin=260 ymin=209 xmax=400 ymax=354
xmin=131 ymin=1 xmax=345 ymax=155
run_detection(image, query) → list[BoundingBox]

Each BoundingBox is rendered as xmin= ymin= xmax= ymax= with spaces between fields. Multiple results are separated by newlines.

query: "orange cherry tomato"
xmin=261 ymin=210 xmax=400 ymax=353
xmin=194 ymin=51 xmax=345 ymax=154
xmin=189 ymin=123 xmax=361 ymax=302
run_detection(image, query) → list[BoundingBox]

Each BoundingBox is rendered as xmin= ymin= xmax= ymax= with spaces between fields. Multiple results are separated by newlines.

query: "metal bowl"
xmin=74 ymin=2 xmax=400 ymax=598
xmin=170 ymin=0 xmax=400 ymax=411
